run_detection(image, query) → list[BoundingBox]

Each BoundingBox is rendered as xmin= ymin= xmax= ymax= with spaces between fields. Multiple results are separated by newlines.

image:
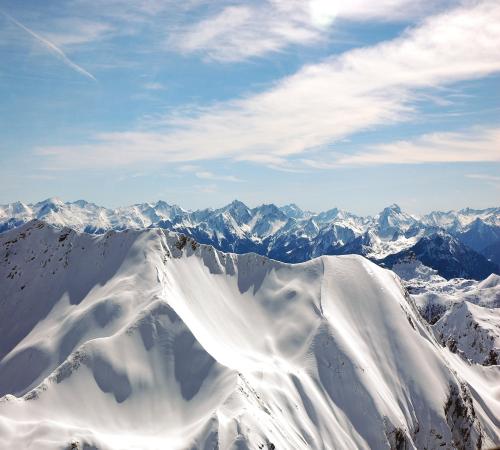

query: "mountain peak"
xmin=35 ymin=197 xmax=64 ymax=207
xmin=376 ymin=203 xmax=417 ymax=237
xmin=154 ymin=200 xmax=171 ymax=208
xmin=280 ymin=203 xmax=309 ymax=219
xmin=8 ymin=201 xmax=31 ymax=215
xmin=381 ymin=203 xmax=402 ymax=214
xmin=71 ymin=199 xmax=98 ymax=208
xmin=219 ymin=199 xmax=252 ymax=224
xmin=34 ymin=197 xmax=65 ymax=217
xmin=255 ymin=203 xmax=282 ymax=214
xmin=226 ymin=199 xmax=248 ymax=209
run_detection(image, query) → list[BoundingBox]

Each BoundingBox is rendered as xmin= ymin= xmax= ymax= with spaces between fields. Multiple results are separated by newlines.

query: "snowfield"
xmin=0 ymin=221 xmax=499 ymax=450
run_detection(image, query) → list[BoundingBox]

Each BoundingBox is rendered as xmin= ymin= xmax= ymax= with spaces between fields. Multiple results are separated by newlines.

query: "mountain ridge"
xmin=1 ymin=199 xmax=499 ymax=280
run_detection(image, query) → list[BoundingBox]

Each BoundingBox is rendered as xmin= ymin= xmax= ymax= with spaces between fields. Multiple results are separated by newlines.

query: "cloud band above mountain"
xmin=35 ymin=1 xmax=500 ymax=170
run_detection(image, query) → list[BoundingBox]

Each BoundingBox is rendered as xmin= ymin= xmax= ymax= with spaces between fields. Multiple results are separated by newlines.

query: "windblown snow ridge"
xmin=0 ymin=220 xmax=498 ymax=450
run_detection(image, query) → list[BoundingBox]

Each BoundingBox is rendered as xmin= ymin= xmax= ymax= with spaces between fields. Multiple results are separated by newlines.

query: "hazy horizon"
xmin=3 ymin=195 xmax=500 ymax=218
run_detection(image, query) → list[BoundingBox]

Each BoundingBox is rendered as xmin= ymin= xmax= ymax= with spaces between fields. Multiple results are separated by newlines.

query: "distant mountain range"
xmin=1 ymin=198 xmax=499 ymax=280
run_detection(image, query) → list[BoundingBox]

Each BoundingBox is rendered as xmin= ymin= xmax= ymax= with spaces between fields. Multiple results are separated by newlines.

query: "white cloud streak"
xmin=169 ymin=0 xmax=452 ymax=62
xmin=466 ymin=173 xmax=500 ymax=188
xmin=195 ymin=171 xmax=243 ymax=182
xmin=37 ymin=1 xmax=500 ymax=169
xmin=168 ymin=3 xmax=320 ymax=62
xmin=2 ymin=11 xmax=96 ymax=81
xmin=467 ymin=174 xmax=500 ymax=181
xmin=177 ymin=165 xmax=243 ymax=182
xmin=333 ymin=127 xmax=500 ymax=166
xmin=44 ymin=19 xmax=115 ymax=48
xmin=143 ymin=82 xmax=166 ymax=90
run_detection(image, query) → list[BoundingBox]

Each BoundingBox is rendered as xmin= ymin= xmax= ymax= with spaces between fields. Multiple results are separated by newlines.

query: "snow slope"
xmin=434 ymin=302 xmax=500 ymax=365
xmin=402 ymin=266 xmax=500 ymax=326
xmin=395 ymin=264 xmax=500 ymax=367
xmin=0 ymin=221 xmax=499 ymax=450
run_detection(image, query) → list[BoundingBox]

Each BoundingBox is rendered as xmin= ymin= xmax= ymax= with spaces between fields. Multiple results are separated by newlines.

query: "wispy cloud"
xmin=169 ymin=0 xmax=450 ymax=62
xmin=177 ymin=164 xmax=200 ymax=172
xmin=2 ymin=11 xmax=96 ymax=81
xmin=177 ymin=165 xmax=243 ymax=182
xmin=70 ymin=0 xmax=200 ymax=21
xmin=36 ymin=1 xmax=500 ymax=169
xmin=466 ymin=173 xmax=500 ymax=189
xmin=194 ymin=183 xmax=218 ymax=194
xmin=44 ymin=19 xmax=115 ymax=48
xmin=168 ymin=3 xmax=320 ymax=62
xmin=467 ymin=174 xmax=500 ymax=181
xmin=143 ymin=82 xmax=166 ymax=90
xmin=195 ymin=171 xmax=243 ymax=182
xmin=331 ymin=126 xmax=500 ymax=166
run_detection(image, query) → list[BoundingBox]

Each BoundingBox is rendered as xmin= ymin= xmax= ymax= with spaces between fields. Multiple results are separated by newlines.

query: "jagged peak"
xmin=253 ymin=203 xmax=283 ymax=215
xmin=380 ymin=203 xmax=403 ymax=215
xmin=154 ymin=200 xmax=171 ymax=207
xmin=227 ymin=199 xmax=248 ymax=208
xmin=282 ymin=202 xmax=301 ymax=210
xmin=34 ymin=197 xmax=64 ymax=207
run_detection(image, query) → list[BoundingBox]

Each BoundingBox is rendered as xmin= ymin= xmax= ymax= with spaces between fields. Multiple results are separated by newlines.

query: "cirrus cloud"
xmin=169 ymin=0 xmax=454 ymax=62
xmin=36 ymin=1 xmax=500 ymax=170
xmin=301 ymin=126 xmax=500 ymax=168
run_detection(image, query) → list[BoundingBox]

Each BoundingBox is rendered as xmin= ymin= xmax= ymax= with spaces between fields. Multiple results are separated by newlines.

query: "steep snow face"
xmin=219 ymin=200 xmax=253 ymax=225
xmin=0 ymin=222 xmax=499 ymax=450
xmin=376 ymin=204 xmax=418 ymax=238
xmin=479 ymin=273 xmax=500 ymax=290
xmin=397 ymin=262 xmax=500 ymax=366
xmin=435 ymin=302 xmax=500 ymax=365
xmin=254 ymin=205 xmax=288 ymax=234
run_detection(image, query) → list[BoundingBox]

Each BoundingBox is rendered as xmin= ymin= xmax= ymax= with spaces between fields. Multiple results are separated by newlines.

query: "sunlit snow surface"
xmin=0 ymin=221 xmax=498 ymax=450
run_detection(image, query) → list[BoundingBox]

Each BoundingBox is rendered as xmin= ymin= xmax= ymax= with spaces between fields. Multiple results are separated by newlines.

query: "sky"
xmin=0 ymin=0 xmax=499 ymax=215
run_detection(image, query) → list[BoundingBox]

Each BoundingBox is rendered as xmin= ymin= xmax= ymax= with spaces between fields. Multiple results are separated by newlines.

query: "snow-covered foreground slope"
xmin=0 ymin=221 xmax=499 ymax=450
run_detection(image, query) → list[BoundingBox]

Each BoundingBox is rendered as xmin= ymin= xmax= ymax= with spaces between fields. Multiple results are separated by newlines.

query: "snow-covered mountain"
xmin=435 ymin=301 xmax=499 ymax=365
xmin=393 ymin=258 xmax=500 ymax=367
xmin=1 ymin=199 xmax=499 ymax=280
xmin=378 ymin=231 xmax=499 ymax=281
xmin=375 ymin=203 xmax=419 ymax=239
xmin=394 ymin=260 xmax=500 ymax=322
xmin=1 ymin=221 xmax=499 ymax=449
xmin=422 ymin=207 xmax=500 ymax=232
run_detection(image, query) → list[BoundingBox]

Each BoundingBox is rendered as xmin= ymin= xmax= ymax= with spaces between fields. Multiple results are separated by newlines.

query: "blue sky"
xmin=0 ymin=0 xmax=499 ymax=215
